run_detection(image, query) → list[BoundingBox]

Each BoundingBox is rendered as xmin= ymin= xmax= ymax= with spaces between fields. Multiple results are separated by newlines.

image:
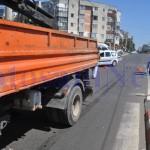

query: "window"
xmin=71 ymin=4 xmax=75 ymax=8
xmin=91 ymin=33 xmax=97 ymax=38
xmin=71 ymin=13 xmax=74 ymax=18
xmin=103 ymin=9 xmax=105 ymax=12
xmin=79 ymin=23 xmax=84 ymax=28
xmin=57 ymin=3 xmax=67 ymax=8
xmin=111 ymin=52 xmax=116 ymax=56
xmin=71 ymin=23 xmax=74 ymax=27
xmin=101 ymin=34 xmax=104 ymax=38
xmin=79 ymin=14 xmax=85 ymax=19
xmin=106 ymin=34 xmax=114 ymax=39
xmin=107 ymin=25 xmax=111 ymax=30
xmin=79 ymin=32 xmax=84 ymax=36
xmin=108 ymin=9 xmax=113 ymax=13
xmin=102 ymin=17 xmax=105 ymax=21
xmin=92 ymin=24 xmax=98 ymax=28
xmin=58 ymin=22 xmax=67 ymax=27
xmin=100 ymin=52 xmax=104 ymax=57
xmin=107 ymin=17 xmax=114 ymax=22
xmin=105 ymin=52 xmax=111 ymax=57
xmin=93 ymin=7 xmax=98 ymax=11
xmin=102 ymin=25 xmax=105 ymax=29
xmin=93 ymin=15 xmax=98 ymax=20
xmin=80 ymin=5 xmax=85 ymax=10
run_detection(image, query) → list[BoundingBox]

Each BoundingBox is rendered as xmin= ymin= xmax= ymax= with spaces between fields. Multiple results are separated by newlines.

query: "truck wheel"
xmin=112 ymin=60 xmax=117 ymax=66
xmin=46 ymin=86 xmax=83 ymax=126
xmin=64 ymin=86 xmax=83 ymax=126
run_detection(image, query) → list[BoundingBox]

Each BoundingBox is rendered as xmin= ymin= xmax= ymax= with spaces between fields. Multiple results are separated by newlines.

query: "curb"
xmin=145 ymin=110 xmax=150 ymax=150
xmin=145 ymin=76 xmax=150 ymax=149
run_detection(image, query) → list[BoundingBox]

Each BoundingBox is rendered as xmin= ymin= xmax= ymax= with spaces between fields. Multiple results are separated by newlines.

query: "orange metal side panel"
xmin=0 ymin=19 xmax=98 ymax=97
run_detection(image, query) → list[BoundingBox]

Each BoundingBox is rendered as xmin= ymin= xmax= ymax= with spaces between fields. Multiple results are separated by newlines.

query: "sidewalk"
xmin=145 ymin=76 xmax=150 ymax=150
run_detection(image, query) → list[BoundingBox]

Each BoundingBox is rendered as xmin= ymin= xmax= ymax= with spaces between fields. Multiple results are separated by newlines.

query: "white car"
xmin=131 ymin=51 xmax=138 ymax=54
xmin=98 ymin=50 xmax=119 ymax=66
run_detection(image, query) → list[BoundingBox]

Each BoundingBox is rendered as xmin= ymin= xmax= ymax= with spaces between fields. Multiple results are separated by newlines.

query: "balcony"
xmin=106 ymin=30 xmax=114 ymax=34
xmin=56 ymin=12 xmax=68 ymax=17
xmin=107 ymin=13 xmax=115 ymax=17
xmin=107 ymin=22 xmax=115 ymax=26
xmin=58 ymin=26 xmax=68 ymax=31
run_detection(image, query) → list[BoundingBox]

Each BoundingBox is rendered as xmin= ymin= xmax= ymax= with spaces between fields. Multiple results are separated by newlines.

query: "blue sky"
xmin=92 ymin=0 xmax=150 ymax=49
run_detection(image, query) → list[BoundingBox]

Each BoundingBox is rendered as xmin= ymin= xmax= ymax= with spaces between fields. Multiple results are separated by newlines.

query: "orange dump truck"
xmin=0 ymin=19 xmax=98 ymax=133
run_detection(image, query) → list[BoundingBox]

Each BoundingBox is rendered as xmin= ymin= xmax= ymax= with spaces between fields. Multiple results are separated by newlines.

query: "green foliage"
xmin=119 ymin=38 xmax=135 ymax=52
xmin=127 ymin=38 xmax=135 ymax=52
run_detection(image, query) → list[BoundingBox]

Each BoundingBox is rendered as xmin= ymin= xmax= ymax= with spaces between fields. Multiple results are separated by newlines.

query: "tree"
xmin=127 ymin=38 xmax=135 ymax=52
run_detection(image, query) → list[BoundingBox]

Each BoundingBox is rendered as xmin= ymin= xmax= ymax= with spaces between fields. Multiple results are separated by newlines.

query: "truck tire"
xmin=47 ymin=86 xmax=83 ymax=126
xmin=63 ymin=86 xmax=83 ymax=126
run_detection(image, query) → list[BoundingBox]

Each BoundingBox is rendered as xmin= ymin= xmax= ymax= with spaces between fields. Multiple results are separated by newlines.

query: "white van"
xmin=98 ymin=50 xmax=119 ymax=66
xmin=98 ymin=43 xmax=109 ymax=50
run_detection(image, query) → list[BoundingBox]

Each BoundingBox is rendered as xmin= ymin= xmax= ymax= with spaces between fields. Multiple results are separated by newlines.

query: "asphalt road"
xmin=0 ymin=54 xmax=148 ymax=150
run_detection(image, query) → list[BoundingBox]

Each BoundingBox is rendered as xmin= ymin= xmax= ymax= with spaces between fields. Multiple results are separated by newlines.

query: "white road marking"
xmin=113 ymin=102 xmax=140 ymax=150
xmin=147 ymin=76 xmax=150 ymax=101
xmin=128 ymin=93 xmax=146 ymax=96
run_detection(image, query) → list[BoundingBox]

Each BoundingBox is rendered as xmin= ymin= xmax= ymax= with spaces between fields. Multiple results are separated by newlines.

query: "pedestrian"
xmin=147 ymin=61 xmax=150 ymax=75
xmin=92 ymin=64 xmax=98 ymax=79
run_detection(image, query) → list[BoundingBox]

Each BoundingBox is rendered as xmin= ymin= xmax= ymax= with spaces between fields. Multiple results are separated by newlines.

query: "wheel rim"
xmin=72 ymin=95 xmax=80 ymax=117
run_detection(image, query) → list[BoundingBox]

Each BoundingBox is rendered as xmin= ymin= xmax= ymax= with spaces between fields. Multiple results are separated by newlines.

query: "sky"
xmin=92 ymin=0 xmax=150 ymax=49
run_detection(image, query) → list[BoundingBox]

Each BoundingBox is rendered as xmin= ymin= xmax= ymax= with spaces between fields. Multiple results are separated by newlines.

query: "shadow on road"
xmin=0 ymin=90 xmax=92 ymax=149
xmin=0 ymin=109 xmax=67 ymax=149
xmin=134 ymin=71 xmax=147 ymax=76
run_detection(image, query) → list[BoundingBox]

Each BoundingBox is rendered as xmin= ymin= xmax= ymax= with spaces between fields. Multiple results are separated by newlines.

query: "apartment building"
xmin=51 ymin=0 xmax=122 ymax=49
xmin=51 ymin=0 xmax=79 ymax=33
xmin=106 ymin=6 xmax=122 ymax=49
xmin=79 ymin=1 xmax=108 ymax=42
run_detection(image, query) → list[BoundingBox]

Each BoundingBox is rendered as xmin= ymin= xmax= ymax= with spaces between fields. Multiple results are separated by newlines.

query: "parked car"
xmin=131 ymin=51 xmax=138 ymax=54
xmin=98 ymin=50 xmax=119 ymax=66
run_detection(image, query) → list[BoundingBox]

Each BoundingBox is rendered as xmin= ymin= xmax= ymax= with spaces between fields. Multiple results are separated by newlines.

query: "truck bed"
xmin=0 ymin=19 xmax=98 ymax=97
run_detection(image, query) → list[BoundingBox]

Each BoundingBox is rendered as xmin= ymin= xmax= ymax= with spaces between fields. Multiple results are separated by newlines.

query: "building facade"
xmin=51 ymin=0 xmax=79 ymax=33
xmin=51 ymin=0 xmax=122 ymax=49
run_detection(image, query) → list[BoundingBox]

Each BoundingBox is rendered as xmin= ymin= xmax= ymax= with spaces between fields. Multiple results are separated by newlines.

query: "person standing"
xmin=147 ymin=61 xmax=150 ymax=75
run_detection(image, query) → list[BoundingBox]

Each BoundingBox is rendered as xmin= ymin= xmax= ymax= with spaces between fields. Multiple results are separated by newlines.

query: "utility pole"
xmin=5 ymin=7 xmax=12 ymax=20
xmin=125 ymin=32 xmax=128 ymax=52
xmin=78 ymin=0 xmax=81 ymax=34
xmin=67 ymin=0 xmax=69 ymax=32
xmin=113 ymin=10 xmax=117 ymax=50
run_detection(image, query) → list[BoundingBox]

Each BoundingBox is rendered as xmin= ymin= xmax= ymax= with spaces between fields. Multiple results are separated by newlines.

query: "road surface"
xmin=0 ymin=53 xmax=148 ymax=150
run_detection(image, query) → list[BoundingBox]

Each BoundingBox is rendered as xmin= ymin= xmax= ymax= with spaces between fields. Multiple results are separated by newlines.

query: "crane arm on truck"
xmin=0 ymin=0 xmax=57 ymax=29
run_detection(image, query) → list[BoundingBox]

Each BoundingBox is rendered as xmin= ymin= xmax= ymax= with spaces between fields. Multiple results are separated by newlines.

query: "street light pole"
xmin=113 ymin=10 xmax=117 ymax=50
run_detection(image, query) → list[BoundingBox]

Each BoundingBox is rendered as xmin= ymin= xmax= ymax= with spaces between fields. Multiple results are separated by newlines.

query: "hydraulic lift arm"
xmin=0 ymin=0 xmax=57 ymax=29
